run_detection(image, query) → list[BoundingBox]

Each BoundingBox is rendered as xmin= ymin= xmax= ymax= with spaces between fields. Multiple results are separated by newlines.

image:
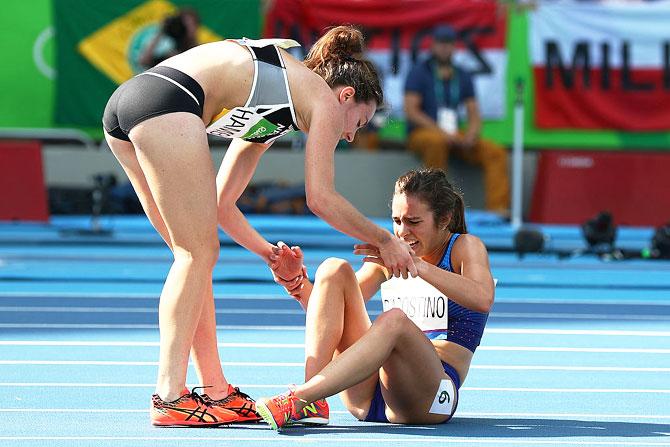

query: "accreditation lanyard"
xmin=433 ymin=64 xmax=460 ymax=109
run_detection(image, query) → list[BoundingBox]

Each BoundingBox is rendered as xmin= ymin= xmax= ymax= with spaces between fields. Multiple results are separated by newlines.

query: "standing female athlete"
xmin=102 ymin=25 xmax=416 ymax=426
xmin=259 ymin=168 xmax=494 ymax=429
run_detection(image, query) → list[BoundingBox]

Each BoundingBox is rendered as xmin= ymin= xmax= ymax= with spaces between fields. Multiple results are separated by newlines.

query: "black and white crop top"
xmin=206 ymin=38 xmax=301 ymax=144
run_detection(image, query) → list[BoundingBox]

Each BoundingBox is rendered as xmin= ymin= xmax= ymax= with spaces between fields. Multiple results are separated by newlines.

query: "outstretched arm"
xmin=303 ymin=108 xmax=417 ymax=278
xmin=216 ymin=139 xmax=281 ymax=265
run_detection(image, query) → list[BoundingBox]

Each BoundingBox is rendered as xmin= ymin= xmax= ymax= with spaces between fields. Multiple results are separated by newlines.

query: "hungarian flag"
xmin=53 ymin=0 xmax=259 ymax=127
xmin=263 ymin=0 xmax=507 ymax=120
xmin=530 ymin=1 xmax=670 ymax=131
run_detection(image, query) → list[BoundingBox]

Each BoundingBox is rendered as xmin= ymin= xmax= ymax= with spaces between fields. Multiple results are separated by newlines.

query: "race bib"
xmin=437 ymin=107 xmax=458 ymax=135
xmin=206 ymin=106 xmax=292 ymax=142
xmin=380 ymin=276 xmax=448 ymax=332
xmin=429 ymin=379 xmax=457 ymax=415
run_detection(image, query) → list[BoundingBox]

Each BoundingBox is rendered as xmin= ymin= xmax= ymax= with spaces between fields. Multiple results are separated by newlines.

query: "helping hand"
xmin=269 ymin=241 xmax=304 ymax=281
xmin=272 ymin=264 xmax=307 ymax=299
xmin=354 ymin=237 xmax=417 ymax=279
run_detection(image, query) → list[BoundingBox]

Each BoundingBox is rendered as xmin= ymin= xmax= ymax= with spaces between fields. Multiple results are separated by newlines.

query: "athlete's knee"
xmin=172 ymin=238 xmax=220 ymax=269
xmin=315 ymin=257 xmax=356 ymax=284
xmin=373 ymin=308 xmax=412 ymax=336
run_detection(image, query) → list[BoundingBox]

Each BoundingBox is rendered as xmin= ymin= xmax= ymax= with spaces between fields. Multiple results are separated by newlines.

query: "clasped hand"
xmin=354 ymin=237 xmax=418 ymax=279
xmin=268 ymin=241 xmax=306 ymax=298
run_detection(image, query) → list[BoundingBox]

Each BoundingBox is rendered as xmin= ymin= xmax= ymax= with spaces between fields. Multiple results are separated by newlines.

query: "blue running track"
xmin=0 ymin=213 xmax=669 ymax=447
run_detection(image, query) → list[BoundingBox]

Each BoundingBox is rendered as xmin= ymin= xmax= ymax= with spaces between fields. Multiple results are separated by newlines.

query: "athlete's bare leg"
xmin=107 ymin=113 xmax=223 ymax=401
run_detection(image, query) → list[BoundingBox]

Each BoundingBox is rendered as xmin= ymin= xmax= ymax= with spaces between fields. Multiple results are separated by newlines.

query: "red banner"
xmin=530 ymin=2 xmax=670 ymax=131
xmin=530 ymin=151 xmax=670 ymax=226
xmin=0 ymin=141 xmax=49 ymax=222
xmin=264 ymin=0 xmax=507 ymax=119
xmin=264 ymin=0 xmax=505 ymax=49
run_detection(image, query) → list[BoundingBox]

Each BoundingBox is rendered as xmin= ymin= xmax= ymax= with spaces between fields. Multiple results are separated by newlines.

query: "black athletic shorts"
xmin=102 ymin=66 xmax=205 ymax=142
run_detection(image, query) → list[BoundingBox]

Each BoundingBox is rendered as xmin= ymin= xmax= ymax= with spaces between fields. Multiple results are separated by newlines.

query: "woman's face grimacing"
xmin=391 ymin=193 xmax=449 ymax=261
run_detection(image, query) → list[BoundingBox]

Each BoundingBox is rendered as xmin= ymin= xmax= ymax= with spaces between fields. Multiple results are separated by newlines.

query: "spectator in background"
xmin=404 ymin=25 xmax=510 ymax=215
xmin=139 ymin=7 xmax=200 ymax=69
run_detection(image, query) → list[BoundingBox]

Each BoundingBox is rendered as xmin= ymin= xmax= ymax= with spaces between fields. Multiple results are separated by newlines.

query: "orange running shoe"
xmin=150 ymin=388 xmax=239 ymax=427
xmin=201 ymin=385 xmax=261 ymax=422
xmin=256 ymin=389 xmax=303 ymax=431
xmin=288 ymin=398 xmax=329 ymax=426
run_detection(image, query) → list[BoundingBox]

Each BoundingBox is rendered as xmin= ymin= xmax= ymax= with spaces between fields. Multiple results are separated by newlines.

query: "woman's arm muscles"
xmin=303 ymin=110 xmax=416 ymax=277
xmin=304 ymin=128 xmax=388 ymax=244
xmin=216 ymin=139 xmax=278 ymax=264
xmin=418 ymin=235 xmax=494 ymax=313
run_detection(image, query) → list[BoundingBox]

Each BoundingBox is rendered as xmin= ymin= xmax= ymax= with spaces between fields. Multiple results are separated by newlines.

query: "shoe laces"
xmin=189 ymin=386 xmax=212 ymax=407
xmin=203 ymin=386 xmax=255 ymax=405
xmin=271 ymin=390 xmax=305 ymax=420
xmin=229 ymin=387 xmax=256 ymax=403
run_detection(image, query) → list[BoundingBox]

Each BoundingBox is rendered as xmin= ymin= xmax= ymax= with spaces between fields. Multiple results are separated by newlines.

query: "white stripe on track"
xmin=464 ymin=387 xmax=670 ymax=393
xmin=0 ymin=324 xmax=307 ymax=330
xmin=0 ymin=292 xmax=288 ymax=300
xmin=0 ymin=360 xmax=667 ymax=373
xmin=0 ymin=383 xmax=282 ymax=388
xmin=2 ymin=306 xmax=670 ymax=321
xmin=457 ymin=411 xmax=670 ymax=419
xmin=0 ymin=380 xmax=666 ymax=394
xmin=473 ymin=366 xmax=670 ymax=372
xmin=490 ymin=312 xmax=670 ymax=321
xmin=487 ymin=328 xmax=670 ymax=337
xmin=0 ymin=341 xmax=303 ymax=348
xmin=2 ymin=324 xmax=670 ymax=337
xmin=0 ymin=436 xmax=667 ymax=445
xmin=0 ymin=360 xmax=302 ymax=366
xmin=2 ymin=291 xmax=670 ymax=307
xmin=0 ymin=408 xmax=668 ymax=420
xmin=1 ymin=341 xmax=669 ymax=354
xmin=479 ymin=346 xmax=670 ymax=354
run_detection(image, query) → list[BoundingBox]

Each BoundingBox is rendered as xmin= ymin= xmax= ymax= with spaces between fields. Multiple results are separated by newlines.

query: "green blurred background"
xmin=3 ymin=0 xmax=670 ymax=149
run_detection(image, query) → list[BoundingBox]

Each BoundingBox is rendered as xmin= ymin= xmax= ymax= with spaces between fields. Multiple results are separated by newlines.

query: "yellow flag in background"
xmin=78 ymin=0 xmax=221 ymax=84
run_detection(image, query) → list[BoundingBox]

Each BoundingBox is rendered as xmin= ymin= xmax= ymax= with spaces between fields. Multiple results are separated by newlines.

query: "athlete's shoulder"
xmin=452 ymin=234 xmax=489 ymax=262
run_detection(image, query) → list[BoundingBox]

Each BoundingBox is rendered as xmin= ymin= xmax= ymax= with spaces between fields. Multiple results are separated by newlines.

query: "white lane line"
xmin=457 ymin=412 xmax=670 ymax=419
xmin=0 ymin=306 xmax=303 ymax=314
xmin=0 ymin=292 xmax=285 ymax=300
xmin=5 ymin=291 xmax=670 ymax=306
xmin=490 ymin=313 xmax=670 ymax=321
xmin=2 ymin=324 xmax=670 ymax=337
xmin=0 ymin=408 xmax=668 ymax=420
xmin=0 ymin=436 xmax=667 ymax=445
xmin=465 ymin=387 xmax=670 ymax=393
xmin=479 ymin=346 xmax=670 ymax=354
xmin=2 ymin=306 xmax=669 ymax=321
xmin=487 ymin=328 xmax=670 ymax=337
xmin=0 ymin=360 xmax=668 ymax=373
xmin=0 ymin=341 xmax=303 ymax=348
xmin=472 ymin=366 xmax=670 ymax=372
xmin=0 ymin=383 xmax=282 ymax=388
xmin=0 ymin=360 xmax=303 ymax=366
xmin=3 ymin=292 xmax=670 ymax=307
xmin=0 ymin=380 xmax=666 ymax=394
xmin=0 ymin=324 xmax=306 ymax=330
xmin=1 ymin=341 xmax=669 ymax=354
